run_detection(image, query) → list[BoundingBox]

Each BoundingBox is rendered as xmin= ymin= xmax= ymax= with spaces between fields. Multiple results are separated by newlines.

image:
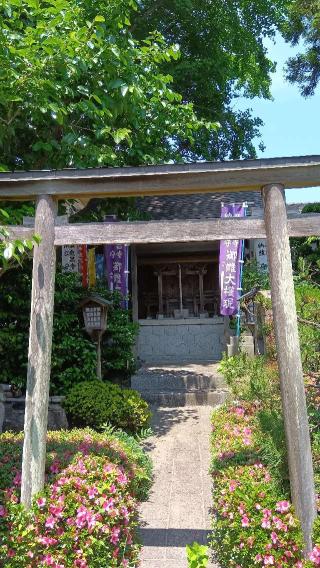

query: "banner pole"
xmin=236 ymin=202 xmax=248 ymax=336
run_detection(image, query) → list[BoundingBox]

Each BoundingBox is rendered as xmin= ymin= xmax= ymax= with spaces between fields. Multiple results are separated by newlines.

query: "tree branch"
xmin=297 ymin=316 xmax=320 ymax=330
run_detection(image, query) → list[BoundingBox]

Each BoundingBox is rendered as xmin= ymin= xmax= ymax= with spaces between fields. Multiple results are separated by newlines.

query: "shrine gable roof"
xmin=136 ymin=191 xmax=263 ymax=221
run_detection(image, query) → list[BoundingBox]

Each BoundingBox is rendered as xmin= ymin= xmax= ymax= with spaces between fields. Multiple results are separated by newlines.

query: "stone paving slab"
xmin=139 ymin=406 xmax=219 ymax=567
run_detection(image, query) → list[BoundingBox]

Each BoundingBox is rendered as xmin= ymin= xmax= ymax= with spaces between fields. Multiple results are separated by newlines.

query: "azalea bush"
xmin=0 ymin=428 xmax=152 ymax=567
xmin=210 ymin=403 xmax=320 ymax=567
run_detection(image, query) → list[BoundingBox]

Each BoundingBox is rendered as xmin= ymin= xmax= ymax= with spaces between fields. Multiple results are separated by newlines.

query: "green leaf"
xmin=0 ymin=209 xmax=10 ymax=220
xmin=91 ymin=93 xmax=102 ymax=104
xmin=112 ymin=128 xmax=131 ymax=144
xmin=3 ymin=243 xmax=14 ymax=260
xmin=94 ymin=15 xmax=105 ymax=22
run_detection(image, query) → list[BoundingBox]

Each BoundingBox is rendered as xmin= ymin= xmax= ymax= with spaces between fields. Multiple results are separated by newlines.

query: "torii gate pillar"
xmin=262 ymin=183 xmax=316 ymax=552
xmin=21 ymin=195 xmax=57 ymax=508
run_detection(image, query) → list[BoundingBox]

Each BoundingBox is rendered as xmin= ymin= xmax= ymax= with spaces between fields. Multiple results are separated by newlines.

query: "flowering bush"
xmin=211 ymin=404 xmax=320 ymax=567
xmin=0 ymin=428 xmax=152 ymax=567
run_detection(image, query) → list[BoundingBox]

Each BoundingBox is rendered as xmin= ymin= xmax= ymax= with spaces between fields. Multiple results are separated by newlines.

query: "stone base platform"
xmin=0 ymin=384 xmax=68 ymax=433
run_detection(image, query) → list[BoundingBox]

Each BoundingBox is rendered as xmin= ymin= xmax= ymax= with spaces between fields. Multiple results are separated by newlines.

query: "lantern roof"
xmin=80 ymin=295 xmax=112 ymax=308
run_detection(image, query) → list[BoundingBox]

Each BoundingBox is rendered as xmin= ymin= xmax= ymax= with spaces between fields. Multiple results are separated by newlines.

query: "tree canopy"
xmin=0 ymin=0 xmax=215 ymax=171
xmin=283 ymin=0 xmax=320 ymax=96
xmin=132 ymin=0 xmax=287 ymax=160
xmin=0 ymin=0 xmax=291 ymax=171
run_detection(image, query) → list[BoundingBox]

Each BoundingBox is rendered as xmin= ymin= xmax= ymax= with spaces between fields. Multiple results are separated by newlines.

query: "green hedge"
xmin=63 ymin=380 xmax=151 ymax=434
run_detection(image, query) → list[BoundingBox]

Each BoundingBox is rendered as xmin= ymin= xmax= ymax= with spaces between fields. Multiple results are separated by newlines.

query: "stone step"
xmin=131 ymin=371 xmax=224 ymax=392
xmin=135 ymin=389 xmax=229 ymax=407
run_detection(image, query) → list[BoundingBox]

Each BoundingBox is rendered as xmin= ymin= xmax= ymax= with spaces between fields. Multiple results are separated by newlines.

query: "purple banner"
xmin=105 ymin=244 xmax=128 ymax=299
xmin=104 ymin=216 xmax=129 ymax=307
xmin=219 ymin=204 xmax=245 ymax=316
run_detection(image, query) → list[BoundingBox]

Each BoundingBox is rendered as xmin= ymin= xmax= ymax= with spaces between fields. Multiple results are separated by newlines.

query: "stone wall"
xmin=0 ymin=384 xmax=68 ymax=433
xmin=136 ymin=317 xmax=225 ymax=364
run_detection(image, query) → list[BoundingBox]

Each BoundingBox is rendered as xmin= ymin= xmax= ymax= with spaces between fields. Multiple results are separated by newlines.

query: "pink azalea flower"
xmin=263 ymin=555 xmax=274 ymax=565
xmin=88 ymin=486 xmax=98 ymax=499
xmin=273 ymin=516 xmax=288 ymax=532
xmin=241 ymin=515 xmax=250 ymax=527
xmin=37 ymin=497 xmax=46 ymax=508
xmin=38 ymin=536 xmax=58 ymax=546
xmin=0 ymin=505 xmax=6 ymax=517
xmin=275 ymin=500 xmax=290 ymax=514
xmin=50 ymin=462 xmax=60 ymax=474
xmin=49 ymin=504 xmax=64 ymax=518
xmin=110 ymin=526 xmax=121 ymax=545
xmin=120 ymin=506 xmax=129 ymax=520
xmin=234 ymin=406 xmax=245 ymax=416
xmin=102 ymin=497 xmax=114 ymax=512
xmin=270 ymin=532 xmax=278 ymax=544
xmin=309 ymin=545 xmax=320 ymax=565
xmin=117 ymin=472 xmax=128 ymax=485
xmin=13 ymin=472 xmax=21 ymax=486
xmin=74 ymin=560 xmax=88 ymax=568
xmin=261 ymin=518 xmax=271 ymax=529
xmin=45 ymin=515 xmax=56 ymax=529
xmin=76 ymin=507 xmax=88 ymax=529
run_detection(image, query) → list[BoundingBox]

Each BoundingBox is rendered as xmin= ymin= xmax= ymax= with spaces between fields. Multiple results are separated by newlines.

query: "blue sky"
xmin=236 ymin=34 xmax=320 ymax=204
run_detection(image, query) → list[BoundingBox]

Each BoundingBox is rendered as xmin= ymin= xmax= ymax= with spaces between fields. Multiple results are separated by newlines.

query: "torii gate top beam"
xmin=0 ymin=154 xmax=320 ymax=200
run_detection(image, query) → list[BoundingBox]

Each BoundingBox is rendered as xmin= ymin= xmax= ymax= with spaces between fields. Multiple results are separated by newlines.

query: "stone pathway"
xmin=139 ymin=405 xmax=218 ymax=568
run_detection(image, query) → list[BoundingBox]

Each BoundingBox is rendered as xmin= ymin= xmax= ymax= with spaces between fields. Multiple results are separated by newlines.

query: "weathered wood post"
xmin=21 ymin=195 xmax=57 ymax=508
xmin=262 ymin=183 xmax=316 ymax=552
xmin=130 ymin=245 xmax=138 ymax=322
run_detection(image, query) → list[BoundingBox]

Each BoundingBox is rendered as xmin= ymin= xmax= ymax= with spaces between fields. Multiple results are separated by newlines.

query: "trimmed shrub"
xmin=0 ymin=428 xmax=152 ymax=567
xmin=63 ymin=381 xmax=151 ymax=434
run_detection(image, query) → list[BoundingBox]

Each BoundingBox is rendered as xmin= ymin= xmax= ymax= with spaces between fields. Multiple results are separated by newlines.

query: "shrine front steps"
xmin=131 ymin=363 xmax=230 ymax=407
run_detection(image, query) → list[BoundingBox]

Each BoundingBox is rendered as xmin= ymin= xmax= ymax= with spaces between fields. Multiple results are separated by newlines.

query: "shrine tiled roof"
xmin=136 ymin=191 xmax=263 ymax=220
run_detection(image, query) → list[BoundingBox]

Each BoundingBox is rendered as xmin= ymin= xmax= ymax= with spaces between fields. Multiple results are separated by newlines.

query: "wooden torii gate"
xmin=1 ymin=155 xmax=320 ymax=551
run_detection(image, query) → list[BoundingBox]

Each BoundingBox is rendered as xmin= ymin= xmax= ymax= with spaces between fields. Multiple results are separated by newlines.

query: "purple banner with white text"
xmin=105 ymin=244 xmax=128 ymax=299
xmin=104 ymin=216 xmax=129 ymax=307
xmin=219 ymin=204 xmax=245 ymax=316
